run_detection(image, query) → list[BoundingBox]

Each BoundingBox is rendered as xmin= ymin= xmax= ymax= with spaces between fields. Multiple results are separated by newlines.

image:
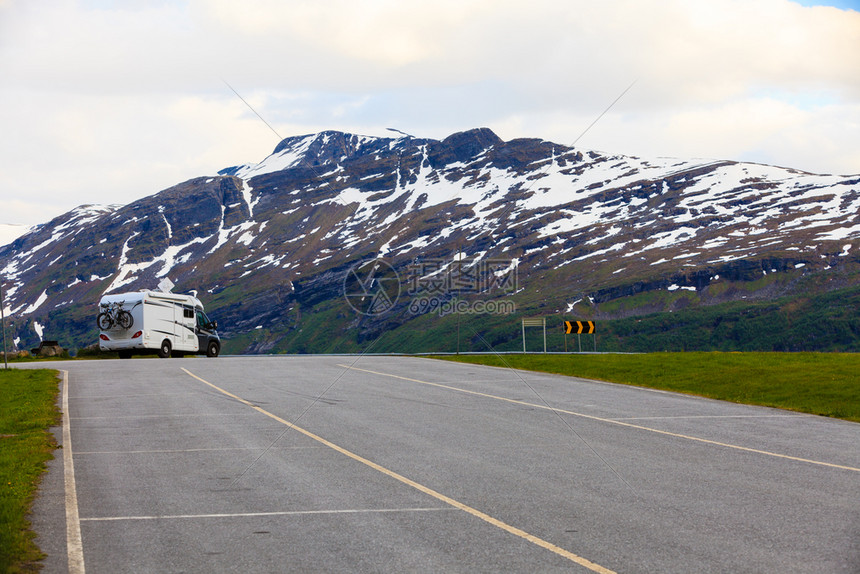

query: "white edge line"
xmin=612 ymin=415 xmax=806 ymax=420
xmin=80 ymin=507 xmax=451 ymax=522
xmin=61 ymin=370 xmax=85 ymax=574
xmin=74 ymin=446 xmax=324 ymax=455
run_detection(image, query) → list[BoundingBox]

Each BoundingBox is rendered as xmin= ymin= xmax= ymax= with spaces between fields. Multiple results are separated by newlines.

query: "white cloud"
xmin=0 ymin=0 xmax=858 ymax=227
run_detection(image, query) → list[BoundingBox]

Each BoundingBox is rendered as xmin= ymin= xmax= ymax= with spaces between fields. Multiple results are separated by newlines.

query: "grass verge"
xmin=432 ymin=353 xmax=860 ymax=422
xmin=0 ymin=369 xmax=61 ymax=573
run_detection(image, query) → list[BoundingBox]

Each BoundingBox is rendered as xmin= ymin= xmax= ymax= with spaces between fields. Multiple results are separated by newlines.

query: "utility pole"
xmin=1 ymin=277 xmax=8 ymax=369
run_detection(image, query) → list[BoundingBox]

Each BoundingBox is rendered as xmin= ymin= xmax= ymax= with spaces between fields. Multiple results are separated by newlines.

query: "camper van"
xmin=98 ymin=290 xmax=220 ymax=359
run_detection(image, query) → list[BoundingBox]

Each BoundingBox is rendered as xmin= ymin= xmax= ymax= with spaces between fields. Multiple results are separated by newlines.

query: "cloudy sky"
xmin=1 ymin=0 xmax=859 ymax=239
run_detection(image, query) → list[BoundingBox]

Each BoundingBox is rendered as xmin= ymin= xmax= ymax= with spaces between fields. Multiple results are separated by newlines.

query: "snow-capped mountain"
xmin=1 ymin=128 xmax=858 ymax=353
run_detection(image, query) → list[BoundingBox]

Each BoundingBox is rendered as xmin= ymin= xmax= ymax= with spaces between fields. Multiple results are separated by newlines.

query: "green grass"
xmin=433 ymin=353 xmax=860 ymax=422
xmin=0 ymin=369 xmax=61 ymax=573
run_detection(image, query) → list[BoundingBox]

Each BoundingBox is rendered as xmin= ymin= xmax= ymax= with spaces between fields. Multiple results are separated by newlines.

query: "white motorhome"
xmin=98 ymin=290 xmax=221 ymax=358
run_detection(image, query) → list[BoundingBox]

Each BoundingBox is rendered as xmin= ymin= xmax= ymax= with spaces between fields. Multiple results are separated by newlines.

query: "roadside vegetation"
xmin=0 ymin=369 xmax=61 ymax=573
xmin=0 ymin=354 xmax=71 ymax=363
xmin=433 ymin=352 xmax=860 ymax=422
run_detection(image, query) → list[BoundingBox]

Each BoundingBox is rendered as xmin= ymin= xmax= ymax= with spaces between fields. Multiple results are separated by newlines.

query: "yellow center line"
xmin=180 ymin=367 xmax=616 ymax=574
xmin=337 ymin=364 xmax=860 ymax=474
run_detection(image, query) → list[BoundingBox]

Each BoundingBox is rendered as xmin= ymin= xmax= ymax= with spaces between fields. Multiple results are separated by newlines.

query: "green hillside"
xmin=217 ymin=281 xmax=860 ymax=355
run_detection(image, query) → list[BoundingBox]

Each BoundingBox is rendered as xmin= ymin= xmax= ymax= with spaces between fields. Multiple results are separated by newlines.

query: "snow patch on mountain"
xmin=235 ymin=135 xmax=316 ymax=180
xmin=22 ymin=290 xmax=48 ymax=315
xmin=105 ymin=232 xmax=147 ymax=292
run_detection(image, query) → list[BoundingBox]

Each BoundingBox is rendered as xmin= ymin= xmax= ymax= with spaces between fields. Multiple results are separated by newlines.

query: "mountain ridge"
xmin=1 ymin=127 xmax=858 ymax=354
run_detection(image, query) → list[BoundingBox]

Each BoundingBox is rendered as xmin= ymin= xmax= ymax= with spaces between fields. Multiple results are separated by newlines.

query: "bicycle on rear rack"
xmin=97 ymin=300 xmax=134 ymax=330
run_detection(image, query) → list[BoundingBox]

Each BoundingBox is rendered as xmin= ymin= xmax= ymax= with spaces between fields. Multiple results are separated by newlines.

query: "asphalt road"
xmin=29 ymin=356 xmax=860 ymax=573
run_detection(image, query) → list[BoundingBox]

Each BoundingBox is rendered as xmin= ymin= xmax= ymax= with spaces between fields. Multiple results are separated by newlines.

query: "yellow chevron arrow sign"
xmin=564 ymin=320 xmax=595 ymax=334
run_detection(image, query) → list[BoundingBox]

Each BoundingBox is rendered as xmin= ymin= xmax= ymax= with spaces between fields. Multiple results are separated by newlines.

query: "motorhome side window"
xmin=184 ymin=307 xmax=194 ymax=319
xmin=197 ymin=310 xmax=210 ymax=328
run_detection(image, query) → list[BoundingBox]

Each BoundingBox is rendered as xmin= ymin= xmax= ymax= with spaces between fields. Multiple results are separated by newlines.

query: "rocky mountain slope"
xmin=1 ymin=128 xmax=858 ymax=353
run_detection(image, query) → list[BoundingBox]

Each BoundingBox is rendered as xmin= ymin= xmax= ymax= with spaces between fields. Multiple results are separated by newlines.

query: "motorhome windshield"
xmin=197 ymin=310 xmax=213 ymax=329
